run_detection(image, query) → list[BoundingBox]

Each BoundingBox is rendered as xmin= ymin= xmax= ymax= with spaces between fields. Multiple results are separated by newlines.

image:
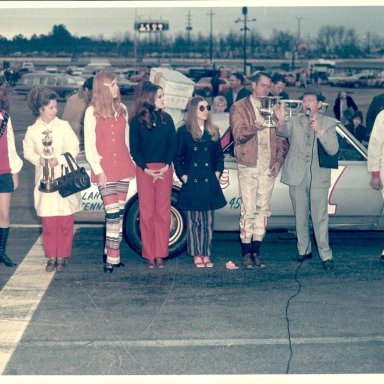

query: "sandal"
xmin=202 ymin=256 xmax=213 ymax=268
xmin=46 ymin=258 xmax=56 ymax=272
xmin=194 ymin=256 xmax=205 ymax=268
xmin=56 ymin=258 xmax=66 ymax=272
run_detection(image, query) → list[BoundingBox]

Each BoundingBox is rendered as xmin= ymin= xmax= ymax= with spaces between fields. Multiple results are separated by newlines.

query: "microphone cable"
xmin=285 ymin=108 xmax=314 ymax=374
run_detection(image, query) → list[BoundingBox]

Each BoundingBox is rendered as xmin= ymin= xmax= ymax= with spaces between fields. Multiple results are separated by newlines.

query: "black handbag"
xmin=317 ymin=139 xmax=338 ymax=169
xmin=57 ymin=152 xmax=91 ymax=197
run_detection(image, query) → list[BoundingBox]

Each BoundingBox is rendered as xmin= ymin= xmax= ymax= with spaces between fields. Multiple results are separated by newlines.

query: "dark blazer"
xmin=333 ymin=95 xmax=357 ymax=121
xmin=224 ymin=87 xmax=252 ymax=112
xmin=174 ymin=125 xmax=226 ymax=211
xmin=277 ymin=114 xmax=339 ymax=188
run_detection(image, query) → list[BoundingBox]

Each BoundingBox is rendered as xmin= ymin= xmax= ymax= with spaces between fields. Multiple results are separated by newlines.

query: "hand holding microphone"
xmin=305 ymin=108 xmax=323 ymax=135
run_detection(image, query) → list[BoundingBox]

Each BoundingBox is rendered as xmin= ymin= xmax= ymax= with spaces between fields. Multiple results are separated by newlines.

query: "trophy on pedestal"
xmin=280 ymin=99 xmax=303 ymax=120
xmin=259 ymin=96 xmax=280 ymax=128
xmin=39 ymin=129 xmax=58 ymax=193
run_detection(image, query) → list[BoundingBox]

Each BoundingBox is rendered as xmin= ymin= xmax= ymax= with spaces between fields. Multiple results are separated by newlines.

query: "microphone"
xmin=305 ymin=108 xmax=311 ymax=117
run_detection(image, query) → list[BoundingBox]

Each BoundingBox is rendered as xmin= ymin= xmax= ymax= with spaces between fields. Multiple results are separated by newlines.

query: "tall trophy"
xmin=39 ymin=129 xmax=58 ymax=193
xmin=259 ymin=96 xmax=280 ymax=128
xmin=280 ymin=99 xmax=303 ymax=120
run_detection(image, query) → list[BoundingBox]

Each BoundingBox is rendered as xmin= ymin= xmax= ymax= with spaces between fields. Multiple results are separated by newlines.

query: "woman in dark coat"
xmin=174 ymin=96 xmax=226 ymax=268
xmin=333 ymin=90 xmax=358 ymax=125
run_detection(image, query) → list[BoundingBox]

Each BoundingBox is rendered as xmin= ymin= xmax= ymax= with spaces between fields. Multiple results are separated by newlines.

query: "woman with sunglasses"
xmin=129 ymin=81 xmax=176 ymax=269
xmin=174 ymin=96 xmax=226 ymax=268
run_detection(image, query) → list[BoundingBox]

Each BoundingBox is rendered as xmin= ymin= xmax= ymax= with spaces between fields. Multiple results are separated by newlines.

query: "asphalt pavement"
xmin=0 ymin=226 xmax=383 ymax=382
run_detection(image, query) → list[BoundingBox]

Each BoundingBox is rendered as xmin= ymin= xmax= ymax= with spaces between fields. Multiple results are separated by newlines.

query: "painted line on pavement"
xmin=0 ymin=235 xmax=54 ymax=374
xmin=1 ymin=335 xmax=382 ymax=349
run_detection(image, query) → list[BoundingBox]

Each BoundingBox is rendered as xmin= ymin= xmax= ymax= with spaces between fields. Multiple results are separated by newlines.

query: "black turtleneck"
xmin=129 ymin=110 xmax=177 ymax=171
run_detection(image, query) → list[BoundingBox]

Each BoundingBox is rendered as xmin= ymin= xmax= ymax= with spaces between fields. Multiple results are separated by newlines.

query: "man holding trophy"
xmin=23 ymin=87 xmax=82 ymax=272
xmin=230 ymin=71 xmax=288 ymax=269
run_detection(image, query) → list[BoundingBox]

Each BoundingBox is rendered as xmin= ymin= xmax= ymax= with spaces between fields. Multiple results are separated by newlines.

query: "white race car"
xmin=76 ymin=112 xmax=383 ymax=257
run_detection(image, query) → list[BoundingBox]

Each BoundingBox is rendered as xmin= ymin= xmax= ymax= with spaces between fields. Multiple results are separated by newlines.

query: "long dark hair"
xmin=186 ymin=96 xmax=219 ymax=141
xmin=129 ymin=80 xmax=164 ymax=129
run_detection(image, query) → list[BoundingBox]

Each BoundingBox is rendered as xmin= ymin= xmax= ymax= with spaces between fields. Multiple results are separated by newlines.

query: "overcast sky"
xmin=1 ymin=1 xmax=383 ymax=41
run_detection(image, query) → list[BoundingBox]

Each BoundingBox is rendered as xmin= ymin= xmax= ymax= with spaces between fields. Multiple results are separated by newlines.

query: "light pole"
xmin=292 ymin=16 xmax=303 ymax=72
xmin=235 ymin=7 xmax=256 ymax=75
xmin=208 ymin=8 xmax=215 ymax=65
xmin=186 ymin=10 xmax=192 ymax=58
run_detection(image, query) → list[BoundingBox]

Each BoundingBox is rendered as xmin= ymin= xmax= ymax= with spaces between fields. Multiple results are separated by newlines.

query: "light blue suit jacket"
xmin=277 ymin=114 xmax=339 ymax=188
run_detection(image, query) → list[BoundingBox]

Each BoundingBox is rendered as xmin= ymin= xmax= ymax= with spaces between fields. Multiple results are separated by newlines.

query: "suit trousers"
xmin=238 ymin=164 xmax=276 ymax=243
xmin=136 ymin=163 xmax=173 ymax=260
xmin=41 ymin=215 xmax=74 ymax=259
xmin=289 ymin=173 xmax=333 ymax=261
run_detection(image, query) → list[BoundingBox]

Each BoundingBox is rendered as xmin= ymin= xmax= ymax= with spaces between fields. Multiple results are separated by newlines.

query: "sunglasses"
xmin=198 ymin=105 xmax=212 ymax=112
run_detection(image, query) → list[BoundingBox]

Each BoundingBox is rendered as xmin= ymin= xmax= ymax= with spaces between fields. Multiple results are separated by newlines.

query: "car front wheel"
xmin=123 ymin=190 xmax=187 ymax=258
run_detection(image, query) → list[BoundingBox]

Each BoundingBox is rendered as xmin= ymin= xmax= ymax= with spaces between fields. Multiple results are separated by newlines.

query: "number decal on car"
xmin=328 ymin=165 xmax=346 ymax=215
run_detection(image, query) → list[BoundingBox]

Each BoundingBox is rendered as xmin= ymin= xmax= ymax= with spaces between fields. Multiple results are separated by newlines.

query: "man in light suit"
xmin=275 ymin=87 xmax=339 ymax=270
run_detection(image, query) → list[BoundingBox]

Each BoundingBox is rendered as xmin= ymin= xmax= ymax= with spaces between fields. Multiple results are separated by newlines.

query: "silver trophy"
xmin=319 ymin=102 xmax=329 ymax=114
xmin=39 ymin=129 xmax=58 ymax=193
xmin=259 ymin=96 xmax=280 ymax=128
xmin=279 ymin=99 xmax=303 ymax=120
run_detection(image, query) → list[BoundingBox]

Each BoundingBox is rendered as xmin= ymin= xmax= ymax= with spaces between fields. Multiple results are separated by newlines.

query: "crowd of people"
xmin=1 ymin=68 xmax=384 ymax=273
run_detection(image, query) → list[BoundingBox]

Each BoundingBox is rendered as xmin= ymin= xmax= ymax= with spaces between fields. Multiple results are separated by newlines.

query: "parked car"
xmin=194 ymin=77 xmax=230 ymax=97
xmin=75 ymin=112 xmax=383 ymax=258
xmin=328 ymin=73 xmax=378 ymax=88
xmin=14 ymin=72 xmax=84 ymax=100
xmin=115 ymin=75 xmax=137 ymax=95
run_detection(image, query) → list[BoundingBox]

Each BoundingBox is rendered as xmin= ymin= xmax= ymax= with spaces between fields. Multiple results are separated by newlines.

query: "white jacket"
xmin=23 ymin=117 xmax=82 ymax=217
xmin=367 ymin=110 xmax=384 ymax=182
xmin=1 ymin=112 xmax=23 ymax=173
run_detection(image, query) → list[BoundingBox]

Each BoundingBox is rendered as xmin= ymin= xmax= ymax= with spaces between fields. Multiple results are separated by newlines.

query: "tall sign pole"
xmin=235 ymin=7 xmax=255 ymax=75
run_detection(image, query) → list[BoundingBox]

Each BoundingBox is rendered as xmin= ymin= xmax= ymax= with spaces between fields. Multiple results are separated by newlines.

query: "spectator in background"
xmin=345 ymin=110 xmax=369 ymax=146
xmin=333 ymin=90 xmax=358 ymax=126
xmin=213 ymin=95 xmax=227 ymax=113
xmin=367 ymin=109 xmax=384 ymax=263
xmin=269 ymin=73 xmax=289 ymax=100
xmin=210 ymin=73 xmax=220 ymax=101
xmin=366 ymin=92 xmax=384 ymax=137
xmin=62 ymin=77 xmax=94 ymax=149
xmin=224 ymin=72 xmax=251 ymax=112
xmin=0 ymin=75 xmax=10 ymax=112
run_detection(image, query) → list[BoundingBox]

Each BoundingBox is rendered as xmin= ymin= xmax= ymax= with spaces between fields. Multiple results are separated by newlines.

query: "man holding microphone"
xmin=275 ymin=87 xmax=339 ymax=271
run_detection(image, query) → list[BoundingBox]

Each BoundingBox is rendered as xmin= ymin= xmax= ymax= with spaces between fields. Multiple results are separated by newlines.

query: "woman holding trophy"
xmin=23 ymin=87 xmax=82 ymax=272
xmin=84 ymin=71 xmax=135 ymax=273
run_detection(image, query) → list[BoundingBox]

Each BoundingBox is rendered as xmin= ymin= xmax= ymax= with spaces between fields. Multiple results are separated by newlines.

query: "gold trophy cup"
xmin=280 ymin=99 xmax=303 ymax=120
xmin=260 ymin=96 xmax=280 ymax=128
xmin=39 ymin=129 xmax=58 ymax=193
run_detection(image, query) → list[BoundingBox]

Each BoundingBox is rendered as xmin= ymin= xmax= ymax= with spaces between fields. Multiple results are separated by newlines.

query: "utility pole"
xmin=235 ymin=7 xmax=256 ymax=75
xmin=292 ymin=16 xmax=303 ymax=72
xmin=208 ymin=8 xmax=215 ymax=65
xmin=186 ymin=10 xmax=192 ymax=58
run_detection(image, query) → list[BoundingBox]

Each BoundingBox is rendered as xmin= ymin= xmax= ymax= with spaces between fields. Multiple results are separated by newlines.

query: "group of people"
xmin=2 ymin=68 xmax=384 ymax=274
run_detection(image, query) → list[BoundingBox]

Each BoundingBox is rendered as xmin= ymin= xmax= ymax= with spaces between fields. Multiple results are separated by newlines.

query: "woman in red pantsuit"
xmin=129 ymin=81 xmax=176 ymax=268
xmin=84 ymin=71 xmax=135 ymax=273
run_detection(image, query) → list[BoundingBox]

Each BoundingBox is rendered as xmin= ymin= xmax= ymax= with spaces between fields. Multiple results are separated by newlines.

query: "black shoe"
xmin=292 ymin=252 xmax=313 ymax=262
xmin=252 ymin=253 xmax=267 ymax=269
xmin=380 ymin=255 xmax=384 ymax=264
xmin=323 ymin=259 xmax=334 ymax=271
xmin=103 ymin=263 xmax=114 ymax=273
xmin=0 ymin=254 xmax=17 ymax=267
xmin=242 ymin=253 xmax=254 ymax=269
xmin=114 ymin=262 xmax=125 ymax=268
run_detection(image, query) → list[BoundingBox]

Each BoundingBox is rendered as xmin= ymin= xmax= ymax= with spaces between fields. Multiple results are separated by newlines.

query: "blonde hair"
xmin=186 ymin=96 xmax=219 ymax=141
xmin=91 ymin=71 xmax=126 ymax=119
